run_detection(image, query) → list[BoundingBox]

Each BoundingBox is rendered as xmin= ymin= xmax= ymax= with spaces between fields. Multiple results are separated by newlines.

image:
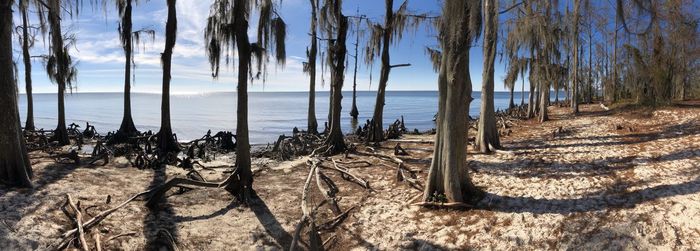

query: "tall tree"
xmin=18 ymin=0 xmax=36 ymax=131
xmin=156 ymin=0 xmax=180 ymax=153
xmin=422 ymin=0 xmax=483 ymax=206
xmin=475 ymin=0 xmax=500 ymax=152
xmin=0 ymin=0 xmax=33 ymax=188
xmin=110 ymin=0 xmax=155 ymax=144
xmin=46 ymin=0 xmax=77 ymax=146
xmin=319 ymin=0 xmax=348 ymax=153
xmin=349 ymin=12 xmax=366 ymax=120
xmin=305 ymin=0 xmax=319 ymax=134
xmin=365 ymin=0 xmax=422 ymax=143
xmin=571 ymin=0 xmax=581 ymax=114
xmin=206 ymin=0 xmax=287 ymax=200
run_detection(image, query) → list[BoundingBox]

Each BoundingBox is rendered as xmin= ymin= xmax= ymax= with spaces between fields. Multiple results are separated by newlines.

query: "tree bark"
xmin=368 ymin=0 xmax=394 ymax=143
xmin=323 ymin=16 xmax=348 ymax=153
xmin=476 ymin=0 xmax=500 ymax=152
xmin=49 ymin=0 xmax=69 ymax=146
xmin=223 ymin=0 xmax=254 ymax=201
xmin=157 ymin=0 xmax=180 ymax=153
xmin=0 ymin=0 xmax=33 ymax=188
xmin=20 ymin=3 xmax=34 ymax=131
xmin=112 ymin=0 xmax=139 ymax=144
xmin=307 ymin=0 xmax=318 ymax=134
xmin=423 ymin=0 xmax=481 ymax=205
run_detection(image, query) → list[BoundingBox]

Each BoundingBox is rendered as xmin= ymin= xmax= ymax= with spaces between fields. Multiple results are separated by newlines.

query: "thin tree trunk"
xmin=423 ymin=0 xmax=481 ymax=205
xmin=476 ymin=0 xmax=500 ymax=152
xmin=324 ymin=16 xmax=348 ymax=153
xmin=224 ymin=0 xmax=253 ymax=201
xmin=588 ymin=25 xmax=593 ymax=104
xmin=113 ymin=0 xmax=139 ymax=144
xmin=571 ymin=0 xmax=580 ymax=114
xmin=21 ymin=4 xmax=34 ymax=131
xmin=508 ymin=86 xmax=515 ymax=109
xmin=0 ymin=0 xmax=33 ymax=188
xmin=49 ymin=0 xmax=69 ymax=146
xmin=539 ymin=81 xmax=549 ymax=122
xmin=349 ymin=17 xmax=360 ymax=120
xmin=368 ymin=0 xmax=394 ymax=143
xmin=527 ymin=73 xmax=536 ymax=118
xmin=520 ymin=74 xmax=525 ymax=106
xmin=157 ymin=0 xmax=180 ymax=153
xmin=307 ymin=0 xmax=318 ymax=134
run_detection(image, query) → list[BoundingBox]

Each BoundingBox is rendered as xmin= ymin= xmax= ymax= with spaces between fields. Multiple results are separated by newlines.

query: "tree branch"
xmin=390 ymin=63 xmax=411 ymax=68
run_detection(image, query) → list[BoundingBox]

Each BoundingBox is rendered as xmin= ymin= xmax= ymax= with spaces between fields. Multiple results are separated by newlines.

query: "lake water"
xmin=18 ymin=91 xmax=557 ymax=144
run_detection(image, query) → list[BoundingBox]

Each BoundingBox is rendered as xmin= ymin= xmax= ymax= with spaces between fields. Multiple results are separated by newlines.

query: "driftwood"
xmin=55 ymin=189 xmax=155 ymax=249
xmin=393 ymin=143 xmax=408 ymax=156
xmin=315 ymin=167 xmax=342 ymax=215
xmin=290 ymin=159 xmax=321 ymax=251
xmin=325 ymin=159 xmax=370 ymax=189
xmin=65 ymin=194 xmax=90 ymax=251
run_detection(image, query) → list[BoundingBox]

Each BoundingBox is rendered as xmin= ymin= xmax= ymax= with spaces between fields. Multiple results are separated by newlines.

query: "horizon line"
xmin=20 ymin=90 xmax=522 ymax=95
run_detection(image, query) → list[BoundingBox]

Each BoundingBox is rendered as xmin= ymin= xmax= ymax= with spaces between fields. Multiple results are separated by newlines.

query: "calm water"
xmin=18 ymin=91 xmax=557 ymax=144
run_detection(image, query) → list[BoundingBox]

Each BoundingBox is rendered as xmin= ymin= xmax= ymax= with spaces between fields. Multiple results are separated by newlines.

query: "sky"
xmin=11 ymin=0 xmax=517 ymax=94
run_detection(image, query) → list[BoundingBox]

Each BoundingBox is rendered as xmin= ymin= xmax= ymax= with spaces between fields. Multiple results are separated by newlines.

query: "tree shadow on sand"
xmin=143 ymin=167 xmax=180 ymax=251
xmin=508 ymin=120 xmax=699 ymax=151
xmin=0 ymin=161 xmax=81 ymax=248
xmin=473 ymin=147 xmax=700 ymax=214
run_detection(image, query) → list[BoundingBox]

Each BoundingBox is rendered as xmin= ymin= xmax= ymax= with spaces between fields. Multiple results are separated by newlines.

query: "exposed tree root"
xmin=326 ymin=159 xmax=370 ymax=189
xmin=411 ymin=201 xmax=473 ymax=210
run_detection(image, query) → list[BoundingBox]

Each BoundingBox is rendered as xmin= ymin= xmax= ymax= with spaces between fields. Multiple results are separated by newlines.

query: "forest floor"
xmin=1 ymin=103 xmax=699 ymax=250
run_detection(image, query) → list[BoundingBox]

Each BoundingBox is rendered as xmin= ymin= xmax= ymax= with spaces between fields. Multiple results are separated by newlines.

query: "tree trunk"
xmin=588 ymin=25 xmax=593 ymax=104
xmin=21 ymin=5 xmax=34 ymax=131
xmin=0 ymin=0 xmax=33 ymax=188
xmin=520 ymin=74 xmax=525 ymax=106
xmin=157 ymin=0 xmax=180 ymax=153
xmin=527 ymin=73 xmax=536 ymax=118
xmin=323 ymin=16 xmax=348 ymax=153
xmin=112 ymin=0 xmax=139 ymax=144
xmin=224 ymin=0 xmax=254 ymax=201
xmin=423 ymin=0 xmax=481 ymax=205
xmin=571 ymin=0 xmax=580 ymax=114
xmin=49 ymin=0 xmax=69 ymax=146
xmin=508 ymin=86 xmax=515 ymax=109
xmin=368 ymin=0 xmax=394 ymax=143
xmin=539 ymin=81 xmax=549 ymax=122
xmin=307 ymin=0 xmax=318 ymax=134
xmin=476 ymin=0 xmax=500 ymax=152
xmin=349 ymin=18 xmax=360 ymax=120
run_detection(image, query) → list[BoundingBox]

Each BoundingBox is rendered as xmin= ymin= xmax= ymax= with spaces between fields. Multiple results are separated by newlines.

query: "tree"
xmin=1 ymin=0 xmax=32 ymax=188
xmin=349 ymin=12 xmax=367 ymax=120
xmin=365 ymin=0 xmax=423 ymax=143
xmin=205 ymin=0 xmax=287 ymax=200
xmin=317 ymin=0 xmax=348 ymax=154
xmin=571 ymin=0 xmax=581 ymax=114
xmin=110 ymin=0 xmax=155 ymax=144
xmin=46 ymin=0 xmax=78 ymax=146
xmin=422 ymin=0 xmax=483 ymax=206
xmin=18 ymin=0 xmax=36 ymax=131
xmin=156 ymin=0 xmax=180 ymax=154
xmin=305 ymin=0 xmax=319 ymax=134
xmin=475 ymin=0 xmax=500 ymax=153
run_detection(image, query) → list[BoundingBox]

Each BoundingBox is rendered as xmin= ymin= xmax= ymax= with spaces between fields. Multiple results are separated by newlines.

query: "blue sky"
xmin=12 ymin=0 xmax=516 ymax=94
